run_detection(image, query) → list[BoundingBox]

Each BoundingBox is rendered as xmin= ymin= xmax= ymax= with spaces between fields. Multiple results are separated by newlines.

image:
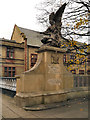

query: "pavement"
xmin=0 ymin=92 xmax=89 ymax=119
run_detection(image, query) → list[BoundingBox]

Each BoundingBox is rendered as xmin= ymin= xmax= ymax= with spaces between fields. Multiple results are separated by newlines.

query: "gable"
xmin=11 ymin=25 xmax=44 ymax=47
xmin=11 ymin=24 xmax=25 ymax=43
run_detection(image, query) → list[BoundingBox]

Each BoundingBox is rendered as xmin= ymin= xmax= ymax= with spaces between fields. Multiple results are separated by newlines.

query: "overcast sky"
xmin=0 ymin=0 xmax=44 ymax=40
xmin=0 ymin=0 xmax=88 ymax=43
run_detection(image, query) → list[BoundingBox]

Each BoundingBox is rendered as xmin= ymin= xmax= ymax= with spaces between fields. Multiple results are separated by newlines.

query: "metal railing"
xmin=0 ymin=77 xmax=16 ymax=91
xmin=74 ymin=75 xmax=89 ymax=87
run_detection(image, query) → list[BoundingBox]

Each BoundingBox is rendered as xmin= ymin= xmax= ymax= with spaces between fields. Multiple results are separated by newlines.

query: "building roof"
xmin=0 ymin=38 xmax=16 ymax=43
xmin=0 ymin=38 xmax=24 ymax=48
xmin=18 ymin=26 xmax=44 ymax=47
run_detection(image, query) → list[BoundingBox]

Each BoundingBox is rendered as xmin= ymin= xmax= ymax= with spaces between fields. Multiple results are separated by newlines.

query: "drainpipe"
xmin=85 ymin=59 xmax=86 ymax=74
xmin=24 ymin=38 xmax=27 ymax=71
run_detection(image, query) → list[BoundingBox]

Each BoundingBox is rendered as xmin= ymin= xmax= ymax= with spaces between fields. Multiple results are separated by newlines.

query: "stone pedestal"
xmin=15 ymin=45 xmax=74 ymax=107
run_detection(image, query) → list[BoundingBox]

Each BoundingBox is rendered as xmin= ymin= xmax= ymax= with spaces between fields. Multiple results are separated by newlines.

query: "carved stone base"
xmin=15 ymin=46 xmax=74 ymax=107
xmin=15 ymin=87 xmax=88 ymax=107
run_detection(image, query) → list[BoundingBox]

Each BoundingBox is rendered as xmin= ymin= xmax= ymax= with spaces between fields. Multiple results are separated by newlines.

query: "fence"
xmin=74 ymin=75 xmax=89 ymax=87
xmin=0 ymin=77 xmax=16 ymax=91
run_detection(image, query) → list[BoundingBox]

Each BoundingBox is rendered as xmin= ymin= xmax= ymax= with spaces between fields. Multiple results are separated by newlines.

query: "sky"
xmin=0 ymin=0 xmax=88 ymax=43
xmin=0 ymin=0 xmax=44 ymax=40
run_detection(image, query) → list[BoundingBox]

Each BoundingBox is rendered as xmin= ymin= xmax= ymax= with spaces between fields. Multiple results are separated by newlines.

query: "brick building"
xmin=11 ymin=24 xmax=44 ymax=71
xmin=0 ymin=24 xmax=89 ymax=77
xmin=0 ymin=25 xmax=44 ymax=77
xmin=0 ymin=38 xmax=24 ymax=77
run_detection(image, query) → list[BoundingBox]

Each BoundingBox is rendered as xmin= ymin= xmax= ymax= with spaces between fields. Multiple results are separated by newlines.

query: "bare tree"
xmin=36 ymin=0 xmax=89 ymax=43
xmin=36 ymin=0 xmax=89 ymax=69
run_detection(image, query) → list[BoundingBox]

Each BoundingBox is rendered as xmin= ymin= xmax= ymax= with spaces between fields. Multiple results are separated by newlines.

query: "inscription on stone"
xmin=48 ymin=79 xmax=62 ymax=85
xmin=48 ymin=65 xmax=60 ymax=74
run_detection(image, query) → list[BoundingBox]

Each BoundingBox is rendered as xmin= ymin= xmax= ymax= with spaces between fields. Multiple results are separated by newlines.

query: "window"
xmin=87 ymin=70 xmax=90 ymax=75
xmin=4 ymin=67 xmax=8 ymax=77
xmin=4 ymin=67 xmax=16 ymax=77
xmin=79 ymin=57 xmax=85 ymax=65
xmin=87 ymin=55 xmax=90 ymax=66
xmin=70 ymin=54 xmax=75 ymax=60
xmin=79 ymin=70 xmax=84 ymax=75
xmin=88 ymin=54 xmax=90 ymax=59
xmin=70 ymin=69 xmax=76 ymax=74
xmin=31 ymin=54 xmax=37 ymax=68
xmin=63 ymin=54 xmax=66 ymax=63
xmin=8 ymin=67 xmax=11 ymax=77
xmin=12 ymin=67 xmax=15 ymax=77
xmin=6 ymin=47 xmax=14 ymax=59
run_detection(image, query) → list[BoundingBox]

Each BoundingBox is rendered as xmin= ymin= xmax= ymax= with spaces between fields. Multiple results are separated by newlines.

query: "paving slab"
xmin=1 ymin=93 xmax=88 ymax=119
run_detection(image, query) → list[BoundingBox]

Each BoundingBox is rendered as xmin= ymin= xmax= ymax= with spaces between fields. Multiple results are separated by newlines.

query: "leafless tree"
xmin=36 ymin=0 xmax=89 ymax=43
xmin=36 ymin=0 xmax=89 ymax=69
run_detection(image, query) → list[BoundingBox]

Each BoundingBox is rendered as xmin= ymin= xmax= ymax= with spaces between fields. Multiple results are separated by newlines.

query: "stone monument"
xmin=15 ymin=45 xmax=74 ymax=107
xmin=15 ymin=3 xmax=74 ymax=107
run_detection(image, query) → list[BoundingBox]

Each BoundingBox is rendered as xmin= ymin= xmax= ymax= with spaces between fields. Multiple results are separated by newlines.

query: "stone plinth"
xmin=15 ymin=45 xmax=74 ymax=107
